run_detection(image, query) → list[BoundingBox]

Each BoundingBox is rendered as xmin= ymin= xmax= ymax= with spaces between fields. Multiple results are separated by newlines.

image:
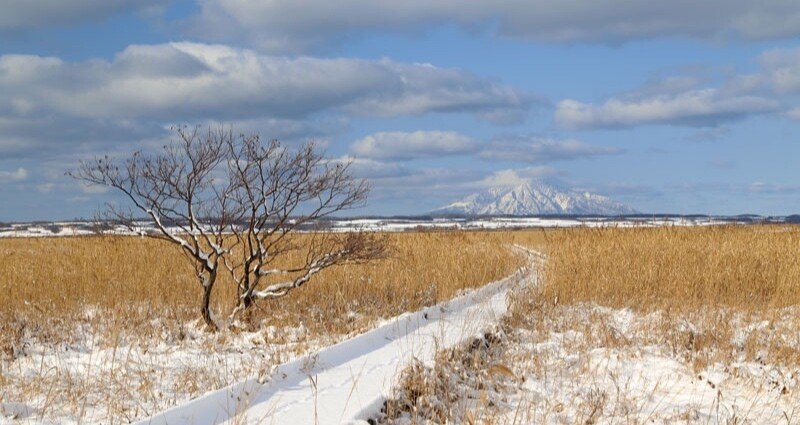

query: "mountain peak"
xmin=431 ymin=180 xmax=638 ymax=216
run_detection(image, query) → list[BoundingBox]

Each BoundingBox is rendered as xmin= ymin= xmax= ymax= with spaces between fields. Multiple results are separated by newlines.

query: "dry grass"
xmin=7 ymin=224 xmax=800 ymax=423
xmin=379 ymin=225 xmax=800 ymax=424
xmin=377 ymin=330 xmax=519 ymax=425
xmin=499 ymin=300 xmax=800 ymax=423
xmin=538 ymin=225 xmax=800 ymax=311
xmin=0 ymin=231 xmax=533 ymax=349
xmin=503 ymin=225 xmax=800 ymax=423
xmin=511 ymin=225 xmax=800 ymax=369
xmin=0 ymin=230 xmax=546 ymax=423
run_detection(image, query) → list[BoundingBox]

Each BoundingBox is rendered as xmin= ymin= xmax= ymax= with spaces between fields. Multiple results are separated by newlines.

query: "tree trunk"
xmin=228 ymin=293 xmax=254 ymax=325
xmin=228 ymin=273 xmax=258 ymax=325
xmin=200 ymin=269 xmax=218 ymax=331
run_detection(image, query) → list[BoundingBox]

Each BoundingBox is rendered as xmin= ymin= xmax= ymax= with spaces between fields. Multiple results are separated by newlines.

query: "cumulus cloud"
xmin=479 ymin=136 xmax=621 ymax=163
xmin=0 ymin=0 xmax=166 ymax=31
xmin=350 ymin=131 xmax=620 ymax=163
xmin=0 ymin=115 xmax=166 ymax=158
xmin=748 ymin=182 xmax=800 ymax=195
xmin=0 ymin=167 xmax=28 ymax=183
xmin=0 ymin=42 xmax=529 ymax=158
xmin=555 ymin=89 xmax=779 ymax=129
xmin=0 ymin=42 xmax=528 ymax=121
xmin=759 ymin=49 xmax=800 ymax=93
xmin=553 ymin=48 xmax=800 ymax=130
xmin=474 ymin=166 xmax=560 ymax=189
xmin=189 ymin=0 xmax=800 ymax=51
xmin=351 ymin=131 xmax=479 ymax=160
xmin=199 ymin=117 xmax=348 ymax=146
xmin=363 ymin=167 xmax=485 ymax=208
xmin=710 ymin=48 xmax=800 ymax=96
xmin=329 ymin=156 xmax=412 ymax=179
xmin=363 ymin=165 xmax=559 ymax=211
xmin=786 ymin=108 xmax=800 ymax=120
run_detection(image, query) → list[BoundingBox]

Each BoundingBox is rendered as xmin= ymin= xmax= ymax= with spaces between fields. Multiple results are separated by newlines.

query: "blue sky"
xmin=2 ymin=1 xmax=800 ymax=220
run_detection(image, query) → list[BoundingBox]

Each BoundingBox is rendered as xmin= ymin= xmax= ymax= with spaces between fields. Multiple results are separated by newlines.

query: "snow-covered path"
xmin=137 ymin=247 xmax=539 ymax=425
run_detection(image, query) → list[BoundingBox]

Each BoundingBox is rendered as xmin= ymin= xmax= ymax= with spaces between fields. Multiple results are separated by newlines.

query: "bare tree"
xmin=71 ymin=127 xmax=237 ymax=330
xmin=71 ymin=126 xmax=384 ymax=331
xmin=223 ymin=136 xmax=385 ymax=321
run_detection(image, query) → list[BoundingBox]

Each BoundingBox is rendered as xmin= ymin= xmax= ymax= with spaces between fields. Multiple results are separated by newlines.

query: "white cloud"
xmin=191 ymin=0 xmax=800 ymax=52
xmin=36 ymin=183 xmax=55 ymax=193
xmin=660 ymin=48 xmax=800 ymax=98
xmin=786 ymin=107 xmax=800 ymax=120
xmin=760 ymin=49 xmax=800 ymax=93
xmin=475 ymin=167 xmax=560 ymax=189
xmin=0 ymin=0 xmax=166 ymax=31
xmin=555 ymin=89 xmax=778 ymax=129
xmin=198 ymin=117 xmax=348 ymax=144
xmin=77 ymin=181 xmax=110 ymax=194
xmin=330 ymin=156 xmax=412 ymax=179
xmin=351 ymin=131 xmax=619 ymax=163
xmin=748 ymin=182 xmax=800 ymax=194
xmin=685 ymin=127 xmax=733 ymax=143
xmin=480 ymin=136 xmax=621 ymax=163
xmin=553 ymin=47 xmax=800 ymax=130
xmin=0 ymin=43 xmax=528 ymax=121
xmin=0 ymin=42 xmax=529 ymax=159
xmin=0 ymin=167 xmax=28 ymax=183
xmin=351 ymin=131 xmax=479 ymax=160
xmin=359 ymin=164 xmax=569 ymax=214
xmin=364 ymin=167 xmax=486 ymax=207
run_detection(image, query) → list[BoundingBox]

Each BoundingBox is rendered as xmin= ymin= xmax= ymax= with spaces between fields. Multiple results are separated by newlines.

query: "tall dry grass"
xmin=0 ymin=230 xmax=536 ymax=351
xmin=379 ymin=225 xmax=800 ymax=424
xmin=539 ymin=225 xmax=800 ymax=311
xmin=515 ymin=224 xmax=800 ymax=368
xmin=0 ymin=230 xmax=545 ymax=423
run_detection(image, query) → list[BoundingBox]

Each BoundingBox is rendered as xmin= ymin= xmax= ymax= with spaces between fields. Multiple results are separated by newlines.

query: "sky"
xmin=2 ymin=0 xmax=800 ymax=220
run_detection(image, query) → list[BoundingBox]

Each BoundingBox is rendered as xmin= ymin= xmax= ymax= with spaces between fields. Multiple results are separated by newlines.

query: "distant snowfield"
xmin=0 ymin=215 xmax=764 ymax=238
xmin=330 ymin=216 xmax=731 ymax=232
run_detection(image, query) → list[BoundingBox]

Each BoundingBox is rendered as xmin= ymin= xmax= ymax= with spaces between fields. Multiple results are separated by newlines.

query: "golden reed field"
xmin=3 ymin=225 xmax=800 ymax=423
xmin=539 ymin=225 xmax=800 ymax=311
xmin=508 ymin=224 xmax=800 ymax=372
xmin=0 ymin=230 xmax=546 ymax=350
xmin=3 ymin=225 xmax=800 ymax=346
xmin=0 ymin=230 xmax=544 ymax=422
xmin=378 ymin=225 xmax=800 ymax=424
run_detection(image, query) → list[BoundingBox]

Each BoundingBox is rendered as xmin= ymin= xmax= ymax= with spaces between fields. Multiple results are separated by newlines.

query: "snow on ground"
xmin=0 ymin=319 xmax=341 ymax=424
xmin=379 ymin=302 xmax=800 ymax=424
xmin=135 ymin=248 xmax=539 ymax=425
xmin=330 ymin=217 xmax=730 ymax=232
xmin=5 ymin=233 xmax=796 ymax=424
xmin=0 ymin=225 xmax=94 ymax=238
xmin=515 ymin=311 xmax=799 ymax=423
xmin=0 ymin=248 xmax=537 ymax=425
xmin=506 ymin=333 xmax=798 ymax=423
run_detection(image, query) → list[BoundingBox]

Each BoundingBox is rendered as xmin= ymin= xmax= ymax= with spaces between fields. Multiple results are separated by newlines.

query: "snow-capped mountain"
xmin=432 ymin=181 xmax=638 ymax=216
